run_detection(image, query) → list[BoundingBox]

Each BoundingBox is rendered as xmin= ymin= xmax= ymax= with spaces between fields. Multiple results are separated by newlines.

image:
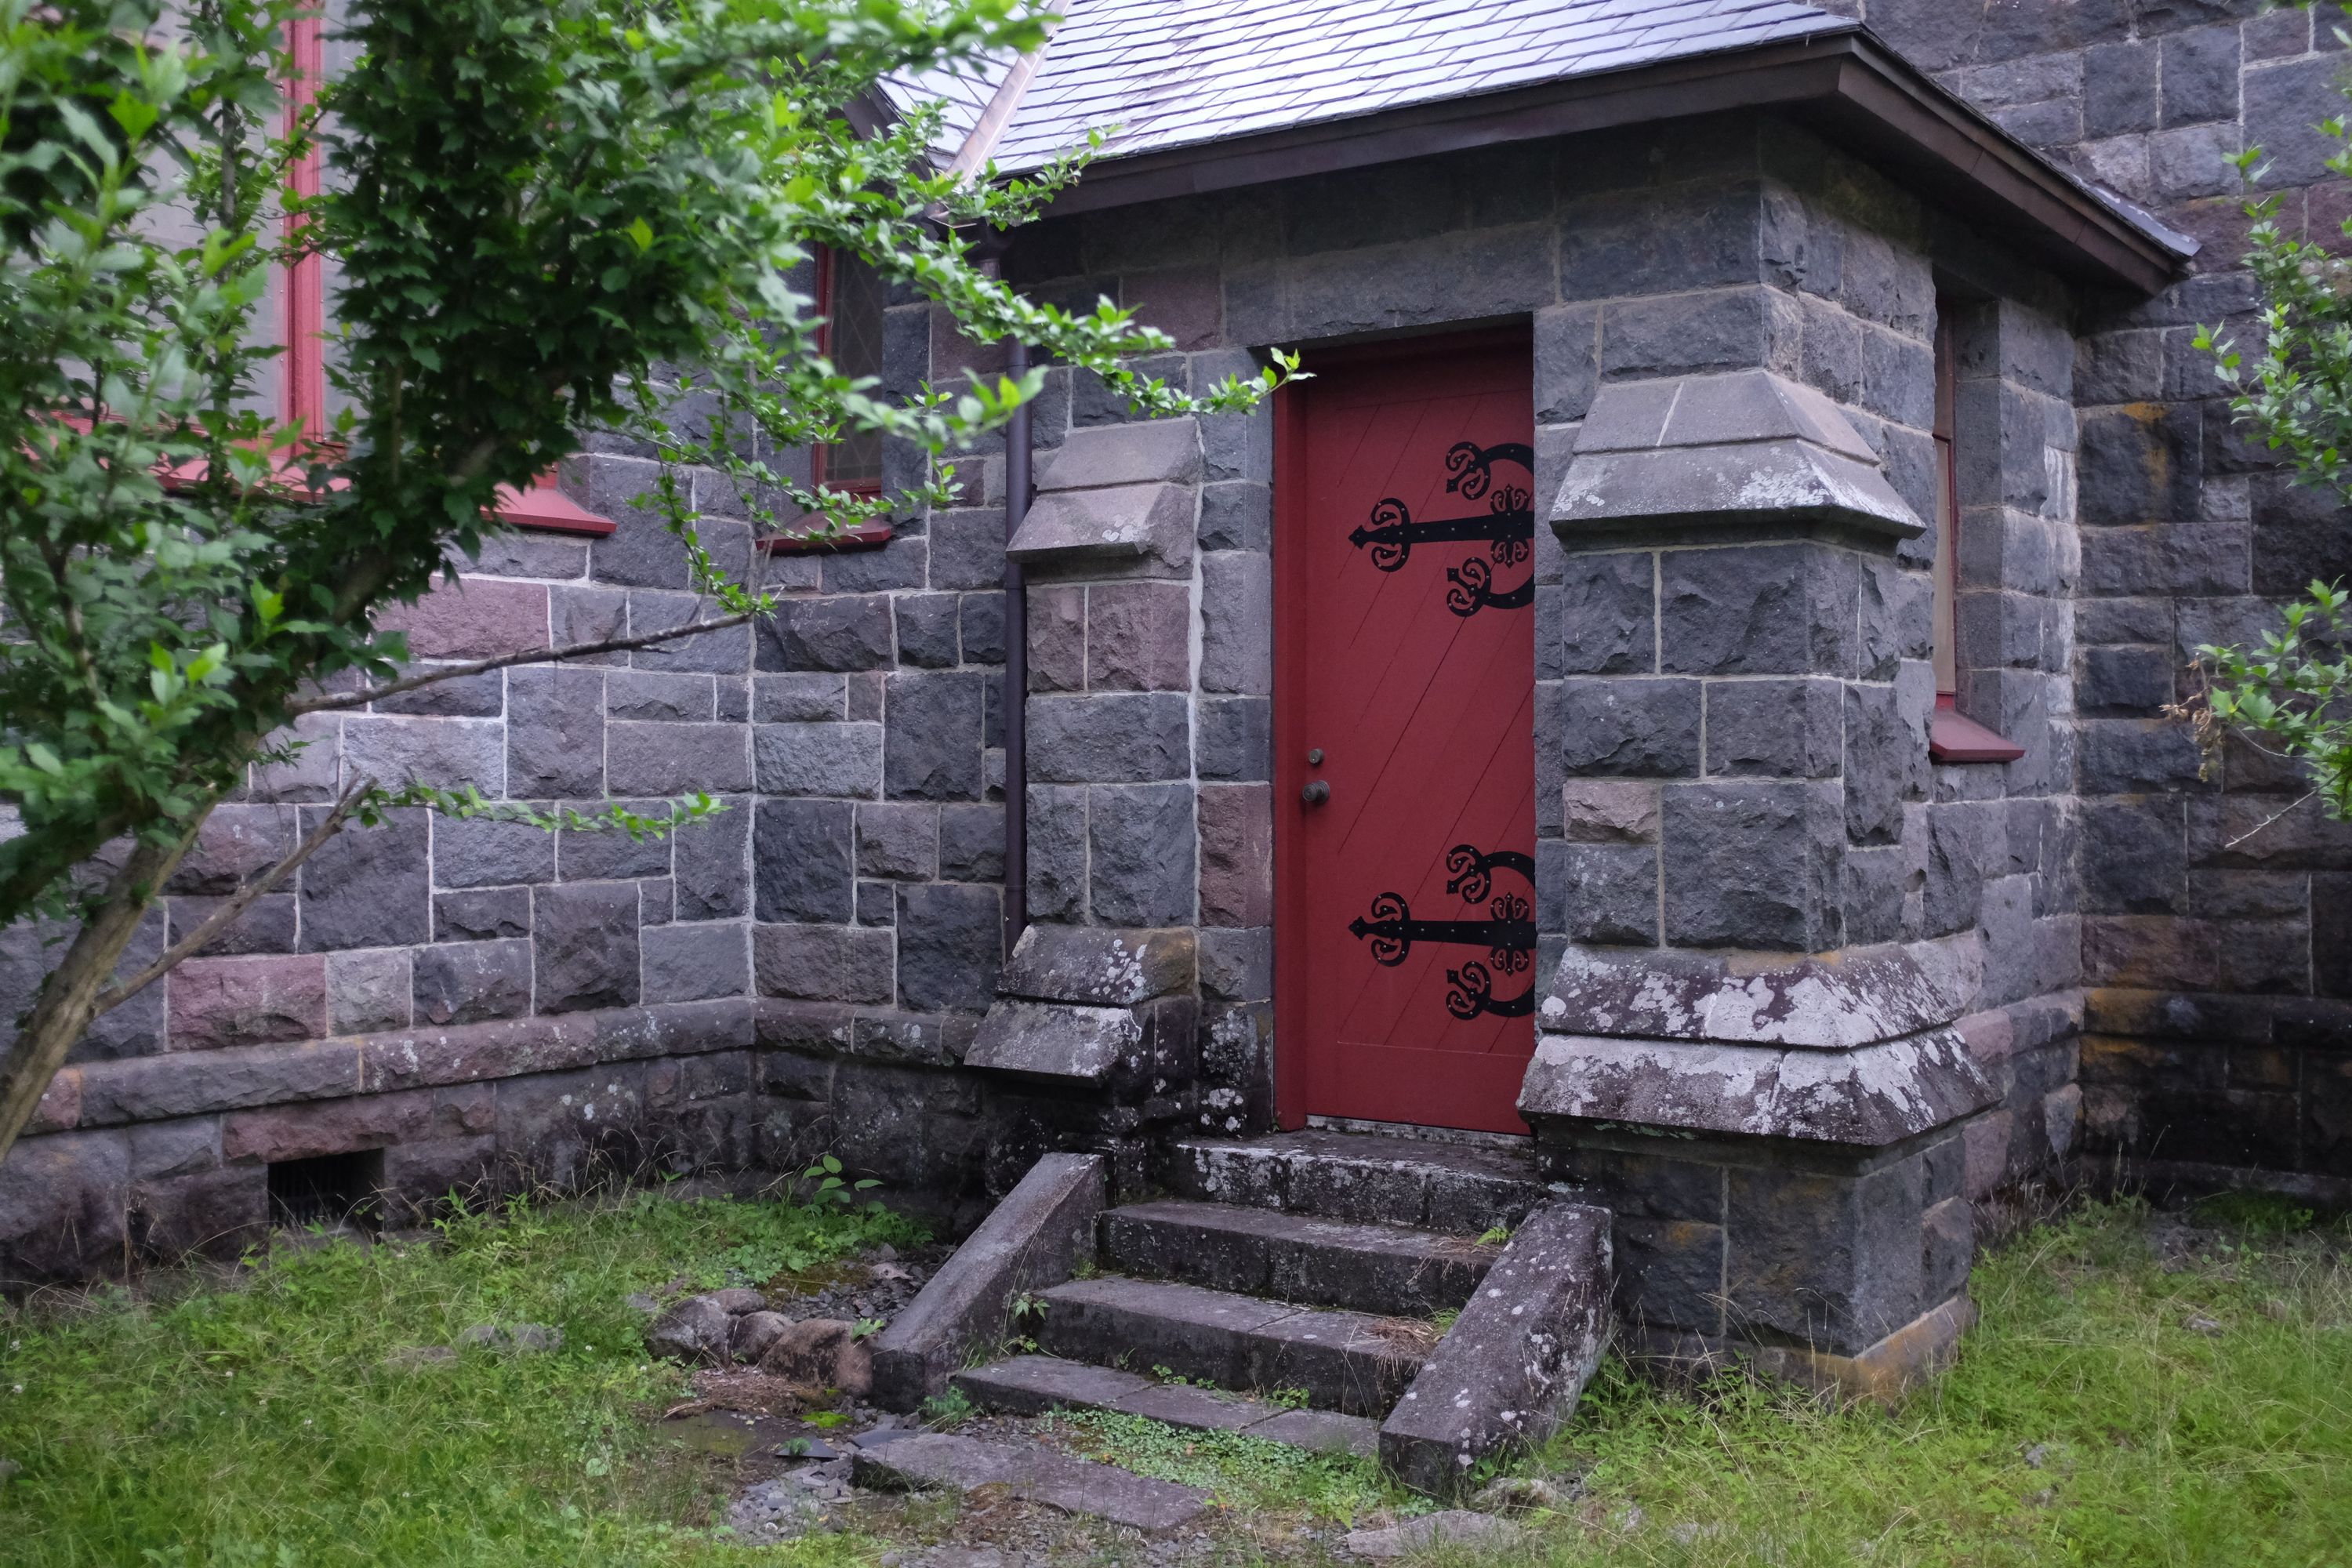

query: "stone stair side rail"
xmin=868 ymin=1150 xmax=1106 ymax=1411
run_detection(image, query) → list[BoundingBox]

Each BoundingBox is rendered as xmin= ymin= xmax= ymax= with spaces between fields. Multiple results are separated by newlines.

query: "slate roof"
xmin=883 ymin=0 xmax=1857 ymax=174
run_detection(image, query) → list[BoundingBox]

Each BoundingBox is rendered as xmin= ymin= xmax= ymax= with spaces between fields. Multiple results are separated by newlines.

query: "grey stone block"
xmin=1000 ymin=924 xmax=1195 ymax=1006
xmin=1029 ymin=693 xmax=1190 ymax=783
xmin=868 ymin=1152 xmax=1105 ymax=1409
xmin=1200 ymin=553 xmax=1272 ymax=695
xmin=533 ymin=882 xmax=640 ymax=1013
xmin=758 ymin=595 xmax=895 ymax=671
xmin=938 ymin=804 xmax=1005 ymax=883
xmin=748 ymin=923 xmax=887 ymax=1005
xmin=1705 ymin=677 xmax=1842 ymax=778
xmin=2160 ymin=25 xmax=2240 ymax=129
xmin=1090 ymin=783 xmax=1196 ymax=925
xmin=927 ymin=507 xmax=1009 ymax=592
xmin=1198 ymin=696 xmax=1272 ymax=782
xmin=1025 ymin=785 xmax=1087 ymax=920
xmin=557 ymin=804 xmax=672 ymax=881
xmin=753 ymin=673 xmax=847 ymax=722
xmin=1199 ymin=481 xmax=1271 ymax=553
xmin=673 ymin=794 xmax=750 ymax=920
xmin=2082 ymin=40 xmax=2157 ymax=137
xmin=1660 ymin=543 xmax=1857 ymax=676
xmin=1558 ymin=678 xmax=1701 ymax=776
xmin=507 ymin=666 xmax=606 ymax=797
xmin=340 ymin=715 xmax=504 ymax=795
xmin=754 ymin=721 xmax=883 ymax=798
xmin=300 ymin=810 xmax=430 ymax=952
xmin=608 ymin=720 xmax=750 ymax=795
xmin=854 ymin=801 xmax=938 ymax=880
xmin=643 ymin=921 xmax=750 ymax=1004
xmin=627 ymin=590 xmax=753 ymax=674
xmin=1661 ymin=780 xmax=1842 ymax=949
xmin=606 ymin=670 xmax=714 ymax=722
xmin=753 ymin=798 xmax=854 ymax=924
xmin=433 ymin=887 xmax=531 ymax=942
xmin=1562 ymin=844 xmax=1659 ymax=946
xmin=412 ymin=939 xmax=533 ymax=1025
xmin=884 ymin=672 xmax=985 ymax=800
xmin=324 ymin=949 xmax=410 ymax=1034
xmin=895 ymin=882 xmax=1002 ymax=1013
xmin=1558 ymin=552 xmax=1653 ymax=674
xmin=895 ymin=592 xmax=962 ymax=669
xmin=1198 ymin=927 xmax=1272 ymax=1004
xmin=960 ymin=593 xmax=1007 ymax=666
xmin=1379 ymin=1203 xmax=1610 ymax=1497
xmin=1087 ymin=579 xmax=1191 ymax=691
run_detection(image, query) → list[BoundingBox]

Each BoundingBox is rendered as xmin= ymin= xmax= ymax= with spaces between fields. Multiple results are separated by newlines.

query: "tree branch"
xmin=2223 ymin=789 xmax=2318 ymax=851
xmin=0 ymin=818 xmax=209 ymax=1160
xmin=289 ymin=608 xmax=758 ymax=715
xmin=95 ymin=776 xmax=374 ymax=1012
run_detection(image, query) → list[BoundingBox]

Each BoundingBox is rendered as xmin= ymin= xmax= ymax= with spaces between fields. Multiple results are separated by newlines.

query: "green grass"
xmin=0 ymin=1187 xmax=921 ymax=1567
xmin=1044 ymin=1406 xmax=1396 ymax=1522
xmin=3 ymin=1189 xmax=2346 ymax=1566
xmin=1493 ymin=1198 xmax=2352 ymax=1567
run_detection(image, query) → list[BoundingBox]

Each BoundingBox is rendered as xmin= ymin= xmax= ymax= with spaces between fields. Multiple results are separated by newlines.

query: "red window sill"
xmin=1929 ymin=698 xmax=2025 ymax=764
xmin=760 ymin=520 xmax=894 ymax=555
xmin=492 ymin=472 xmax=615 ymax=536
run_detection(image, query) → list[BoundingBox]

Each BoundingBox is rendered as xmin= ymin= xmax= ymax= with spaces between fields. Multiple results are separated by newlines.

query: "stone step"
xmin=1101 ymin=1198 xmax=1499 ymax=1317
xmin=848 ymin=1430 xmax=1208 ymax=1530
xmin=1033 ymin=1274 xmax=1432 ymax=1417
xmin=1163 ymin=1129 xmax=1549 ymax=1236
xmin=955 ymin=1354 xmax=1380 ymax=1457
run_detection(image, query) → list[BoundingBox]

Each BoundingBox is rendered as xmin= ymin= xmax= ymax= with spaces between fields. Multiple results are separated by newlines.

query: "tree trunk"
xmin=0 ymin=829 xmax=201 ymax=1163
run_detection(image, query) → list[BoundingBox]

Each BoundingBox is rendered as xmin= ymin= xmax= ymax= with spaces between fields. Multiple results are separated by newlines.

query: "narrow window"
xmin=1930 ymin=302 xmax=1958 ymax=698
xmin=1926 ymin=296 xmax=2024 ymax=764
xmin=815 ymin=245 xmax=888 ymax=494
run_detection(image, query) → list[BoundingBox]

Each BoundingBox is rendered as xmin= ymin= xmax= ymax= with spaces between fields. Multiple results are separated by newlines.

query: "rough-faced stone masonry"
xmin=5 ymin=3 xmax=2347 ymax=1322
xmin=1834 ymin=0 xmax=2352 ymax=1196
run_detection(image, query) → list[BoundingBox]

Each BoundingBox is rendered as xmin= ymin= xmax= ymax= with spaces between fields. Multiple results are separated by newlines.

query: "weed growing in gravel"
xmin=1047 ymin=1406 xmax=1399 ymax=1521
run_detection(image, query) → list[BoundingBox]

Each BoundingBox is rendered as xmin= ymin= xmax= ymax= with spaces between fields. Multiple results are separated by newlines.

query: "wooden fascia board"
xmin=1034 ymin=33 xmax=2180 ymax=296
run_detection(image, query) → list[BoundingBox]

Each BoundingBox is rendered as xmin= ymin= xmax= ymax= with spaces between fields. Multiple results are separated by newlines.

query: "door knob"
xmin=1300 ymin=780 xmax=1330 ymax=806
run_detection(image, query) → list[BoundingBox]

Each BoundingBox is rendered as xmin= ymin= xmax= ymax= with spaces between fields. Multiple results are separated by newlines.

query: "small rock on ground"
xmin=1344 ymin=1510 xmax=1524 ymax=1559
xmin=1472 ymin=1474 xmax=1580 ymax=1513
xmin=725 ymin=1477 xmax=835 ymax=1542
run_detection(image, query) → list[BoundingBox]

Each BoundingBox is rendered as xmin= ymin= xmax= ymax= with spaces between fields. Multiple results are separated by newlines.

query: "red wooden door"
xmin=1276 ymin=335 xmax=1537 ymax=1136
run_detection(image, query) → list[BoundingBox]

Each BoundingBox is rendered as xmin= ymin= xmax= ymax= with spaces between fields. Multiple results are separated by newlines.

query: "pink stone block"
xmin=168 ymin=954 xmax=329 ymax=1052
xmin=222 ymin=1088 xmax=434 ymax=1164
xmin=377 ymin=576 xmax=550 ymax=661
xmin=1087 ymin=581 xmax=1192 ymax=691
xmin=1199 ymin=783 xmax=1273 ymax=927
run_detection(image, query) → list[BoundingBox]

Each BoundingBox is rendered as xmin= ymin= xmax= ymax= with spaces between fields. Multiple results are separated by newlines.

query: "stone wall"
xmin=994 ymin=110 xmax=2095 ymax=1370
xmin=1843 ymin=0 xmax=2352 ymax=1196
xmin=0 ymin=343 xmax=1028 ymax=1280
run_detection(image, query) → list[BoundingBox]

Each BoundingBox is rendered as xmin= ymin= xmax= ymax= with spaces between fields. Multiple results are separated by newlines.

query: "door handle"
xmin=1300 ymin=780 xmax=1330 ymax=806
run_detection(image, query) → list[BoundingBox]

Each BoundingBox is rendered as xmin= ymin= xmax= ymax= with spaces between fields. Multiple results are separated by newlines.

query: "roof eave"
xmin=1024 ymin=31 xmax=2182 ymax=297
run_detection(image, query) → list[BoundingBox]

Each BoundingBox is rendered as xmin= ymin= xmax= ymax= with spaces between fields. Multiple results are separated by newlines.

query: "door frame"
xmin=1270 ymin=325 xmax=1537 ymax=1132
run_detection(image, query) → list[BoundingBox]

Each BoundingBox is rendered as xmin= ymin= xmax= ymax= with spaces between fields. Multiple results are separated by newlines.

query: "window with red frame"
xmin=815 ymin=244 xmax=887 ymax=495
xmin=274 ymin=13 xmax=611 ymax=535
